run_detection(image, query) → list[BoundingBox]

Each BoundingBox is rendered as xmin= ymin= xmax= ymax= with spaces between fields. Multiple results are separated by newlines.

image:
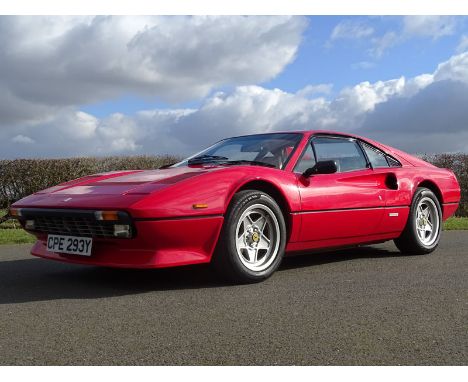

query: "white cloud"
xmin=296 ymin=84 xmax=333 ymax=97
xmin=457 ymin=35 xmax=468 ymax=53
xmin=0 ymin=15 xmax=307 ymax=127
xmin=351 ymin=61 xmax=376 ymax=70
xmin=403 ymin=16 xmax=457 ymax=39
xmin=4 ymin=52 xmax=468 ymax=157
xmin=364 ymin=16 xmax=459 ymax=59
xmin=11 ymin=135 xmax=34 ymax=144
xmin=330 ymin=20 xmax=374 ymax=41
xmin=370 ymin=31 xmax=399 ymax=58
xmin=434 ymin=52 xmax=468 ymax=84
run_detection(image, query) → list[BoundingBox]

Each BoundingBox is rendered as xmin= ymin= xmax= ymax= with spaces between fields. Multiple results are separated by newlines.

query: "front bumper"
xmin=29 ymin=215 xmax=224 ymax=268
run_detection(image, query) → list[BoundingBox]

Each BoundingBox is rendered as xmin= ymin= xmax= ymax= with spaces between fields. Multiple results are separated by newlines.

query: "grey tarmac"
xmin=0 ymin=231 xmax=467 ymax=365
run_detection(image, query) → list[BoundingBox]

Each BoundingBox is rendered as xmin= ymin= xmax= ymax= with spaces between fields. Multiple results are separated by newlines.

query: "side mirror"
xmin=303 ymin=160 xmax=338 ymax=177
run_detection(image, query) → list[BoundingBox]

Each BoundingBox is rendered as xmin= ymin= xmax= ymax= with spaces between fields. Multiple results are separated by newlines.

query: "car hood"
xmin=12 ymin=167 xmax=219 ymax=209
xmin=37 ymin=167 xmax=215 ymax=196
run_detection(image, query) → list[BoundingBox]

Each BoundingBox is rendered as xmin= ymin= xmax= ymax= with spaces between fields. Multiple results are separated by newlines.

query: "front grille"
xmin=18 ymin=208 xmax=134 ymax=239
xmin=33 ymin=216 xmax=115 ymax=238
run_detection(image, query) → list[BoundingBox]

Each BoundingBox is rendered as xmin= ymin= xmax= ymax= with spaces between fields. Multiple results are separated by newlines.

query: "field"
xmin=444 ymin=216 xmax=468 ymax=230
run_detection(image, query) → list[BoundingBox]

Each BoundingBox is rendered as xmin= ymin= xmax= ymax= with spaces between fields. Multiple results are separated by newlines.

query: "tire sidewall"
xmin=223 ymin=191 xmax=286 ymax=281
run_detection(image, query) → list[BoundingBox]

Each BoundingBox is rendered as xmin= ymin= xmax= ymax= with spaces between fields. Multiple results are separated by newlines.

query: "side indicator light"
xmin=193 ymin=204 xmax=208 ymax=209
xmin=95 ymin=211 xmax=119 ymax=221
xmin=9 ymin=208 xmax=22 ymax=218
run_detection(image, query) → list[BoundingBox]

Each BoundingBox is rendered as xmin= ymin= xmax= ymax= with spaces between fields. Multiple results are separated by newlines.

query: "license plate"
xmin=47 ymin=234 xmax=93 ymax=256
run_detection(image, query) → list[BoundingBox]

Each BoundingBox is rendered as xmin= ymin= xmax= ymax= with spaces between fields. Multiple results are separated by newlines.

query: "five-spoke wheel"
xmin=415 ymin=196 xmax=440 ymax=247
xmin=395 ymin=187 xmax=442 ymax=255
xmin=235 ymin=204 xmax=281 ymax=272
xmin=213 ymin=190 xmax=286 ymax=283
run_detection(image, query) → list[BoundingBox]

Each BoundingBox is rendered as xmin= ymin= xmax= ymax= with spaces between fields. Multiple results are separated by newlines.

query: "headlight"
xmin=113 ymin=224 xmax=131 ymax=238
xmin=25 ymin=220 xmax=35 ymax=230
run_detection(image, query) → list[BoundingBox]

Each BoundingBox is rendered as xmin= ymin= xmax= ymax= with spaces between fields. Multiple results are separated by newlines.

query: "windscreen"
xmin=174 ymin=133 xmax=303 ymax=169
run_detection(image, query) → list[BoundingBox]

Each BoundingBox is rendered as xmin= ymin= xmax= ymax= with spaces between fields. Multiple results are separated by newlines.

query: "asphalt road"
xmin=0 ymin=231 xmax=467 ymax=365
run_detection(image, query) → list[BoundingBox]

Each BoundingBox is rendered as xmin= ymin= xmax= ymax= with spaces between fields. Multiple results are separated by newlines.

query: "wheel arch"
xmin=416 ymin=179 xmax=444 ymax=212
xmin=229 ymin=179 xmax=292 ymax=240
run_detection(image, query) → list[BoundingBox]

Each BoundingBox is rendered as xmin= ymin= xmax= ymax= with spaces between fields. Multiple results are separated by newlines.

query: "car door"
xmin=359 ymin=141 xmax=410 ymax=234
xmin=294 ymin=135 xmax=387 ymax=243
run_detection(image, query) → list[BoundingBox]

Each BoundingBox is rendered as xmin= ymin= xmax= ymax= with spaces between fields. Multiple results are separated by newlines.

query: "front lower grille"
xmin=33 ymin=216 xmax=115 ymax=238
xmin=18 ymin=208 xmax=134 ymax=238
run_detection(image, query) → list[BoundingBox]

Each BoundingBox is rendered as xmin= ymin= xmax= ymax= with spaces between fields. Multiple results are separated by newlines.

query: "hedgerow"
xmin=0 ymin=155 xmax=179 ymax=208
xmin=0 ymin=153 xmax=466 ymax=216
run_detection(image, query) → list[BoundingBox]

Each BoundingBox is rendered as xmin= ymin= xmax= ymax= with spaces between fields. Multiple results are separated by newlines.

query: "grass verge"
xmin=0 ymin=229 xmax=36 ymax=245
xmin=443 ymin=217 xmax=468 ymax=230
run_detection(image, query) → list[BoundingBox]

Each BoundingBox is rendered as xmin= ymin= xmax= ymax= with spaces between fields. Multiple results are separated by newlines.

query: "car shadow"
xmin=279 ymin=245 xmax=401 ymax=271
xmin=0 ymin=244 xmax=402 ymax=305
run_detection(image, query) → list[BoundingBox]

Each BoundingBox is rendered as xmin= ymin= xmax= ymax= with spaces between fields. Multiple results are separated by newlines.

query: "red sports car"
xmin=10 ymin=131 xmax=461 ymax=283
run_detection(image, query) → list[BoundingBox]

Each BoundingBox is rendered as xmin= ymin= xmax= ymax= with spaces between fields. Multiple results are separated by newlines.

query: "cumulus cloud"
xmin=296 ymin=84 xmax=333 ymax=97
xmin=1 ymin=16 xmax=468 ymax=158
xmin=3 ymin=52 xmax=468 ymax=158
xmin=0 ymin=15 xmax=307 ymax=126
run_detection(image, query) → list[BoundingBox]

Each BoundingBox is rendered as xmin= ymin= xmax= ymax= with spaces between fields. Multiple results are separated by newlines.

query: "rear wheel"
xmin=213 ymin=190 xmax=286 ymax=283
xmin=394 ymin=187 xmax=442 ymax=255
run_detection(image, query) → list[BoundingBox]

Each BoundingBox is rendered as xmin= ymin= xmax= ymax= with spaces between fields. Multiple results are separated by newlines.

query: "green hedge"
xmin=0 ymin=153 xmax=466 ymax=216
xmin=0 ymin=155 xmax=179 ymax=208
xmin=423 ymin=153 xmax=467 ymax=217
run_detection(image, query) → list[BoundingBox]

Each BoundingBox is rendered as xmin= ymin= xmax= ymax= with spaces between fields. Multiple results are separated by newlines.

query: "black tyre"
xmin=394 ymin=187 xmax=442 ymax=255
xmin=212 ymin=190 xmax=286 ymax=283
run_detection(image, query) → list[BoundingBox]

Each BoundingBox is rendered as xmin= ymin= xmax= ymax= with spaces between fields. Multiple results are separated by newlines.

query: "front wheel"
xmin=212 ymin=190 xmax=286 ymax=283
xmin=394 ymin=187 xmax=442 ymax=255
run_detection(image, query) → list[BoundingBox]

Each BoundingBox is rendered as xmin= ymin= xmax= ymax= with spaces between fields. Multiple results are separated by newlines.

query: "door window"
xmin=312 ymin=137 xmax=368 ymax=172
xmin=294 ymin=143 xmax=316 ymax=174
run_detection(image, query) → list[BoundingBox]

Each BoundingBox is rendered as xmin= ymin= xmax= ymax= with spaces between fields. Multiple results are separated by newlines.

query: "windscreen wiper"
xmin=187 ymin=155 xmax=229 ymax=164
xmin=219 ymin=160 xmax=276 ymax=168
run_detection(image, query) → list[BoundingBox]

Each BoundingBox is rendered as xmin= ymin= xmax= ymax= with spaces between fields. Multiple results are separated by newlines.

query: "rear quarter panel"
xmin=386 ymin=165 xmax=460 ymax=220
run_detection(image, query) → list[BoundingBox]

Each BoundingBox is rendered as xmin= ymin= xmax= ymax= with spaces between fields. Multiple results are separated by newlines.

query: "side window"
xmin=312 ymin=136 xmax=368 ymax=172
xmin=361 ymin=142 xmax=389 ymax=168
xmin=294 ymin=143 xmax=316 ymax=174
xmin=386 ymin=155 xmax=401 ymax=167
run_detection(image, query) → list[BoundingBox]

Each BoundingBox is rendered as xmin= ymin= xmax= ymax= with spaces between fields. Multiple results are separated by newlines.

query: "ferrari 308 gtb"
xmin=10 ymin=131 xmax=460 ymax=283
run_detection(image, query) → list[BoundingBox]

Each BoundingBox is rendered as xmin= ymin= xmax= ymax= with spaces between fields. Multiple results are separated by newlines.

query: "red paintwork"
xmin=12 ymin=130 xmax=461 ymax=268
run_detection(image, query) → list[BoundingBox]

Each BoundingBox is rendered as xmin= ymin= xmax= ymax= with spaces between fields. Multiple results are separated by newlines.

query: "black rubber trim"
xmin=293 ymin=205 xmax=409 ymax=214
xmin=133 ymin=214 xmax=224 ymax=222
xmin=17 ymin=208 xmax=132 ymax=223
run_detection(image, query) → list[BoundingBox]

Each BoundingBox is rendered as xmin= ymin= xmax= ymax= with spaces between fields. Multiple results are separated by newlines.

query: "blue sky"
xmin=1 ymin=15 xmax=468 ymax=158
xmin=268 ymin=16 xmax=463 ymax=91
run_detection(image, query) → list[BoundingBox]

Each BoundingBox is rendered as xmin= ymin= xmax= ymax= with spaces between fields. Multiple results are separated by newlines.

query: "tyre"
xmin=394 ymin=187 xmax=442 ymax=255
xmin=213 ymin=190 xmax=286 ymax=283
